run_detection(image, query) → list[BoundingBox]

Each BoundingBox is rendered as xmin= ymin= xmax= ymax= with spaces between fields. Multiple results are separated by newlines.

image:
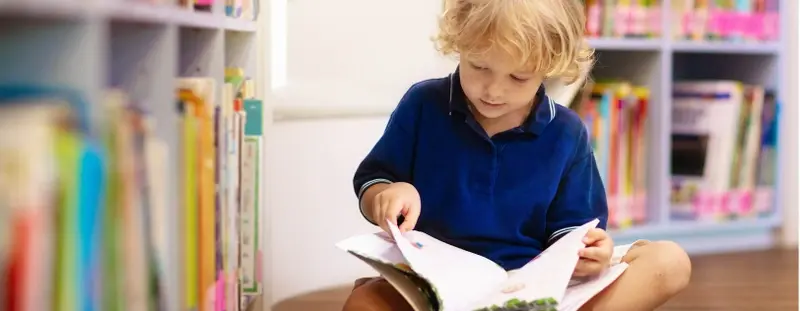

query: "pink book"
xmin=215 ymin=274 xmax=225 ymax=311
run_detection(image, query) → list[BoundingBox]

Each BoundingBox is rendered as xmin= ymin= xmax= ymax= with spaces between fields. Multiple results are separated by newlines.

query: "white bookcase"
xmin=267 ymin=0 xmax=792 ymax=258
xmin=0 ymin=1 xmax=260 ymax=310
xmin=583 ymin=3 xmax=789 ymax=255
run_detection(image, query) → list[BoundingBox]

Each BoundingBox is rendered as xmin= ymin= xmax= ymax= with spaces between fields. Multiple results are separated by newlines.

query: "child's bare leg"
xmin=580 ymin=241 xmax=692 ymax=311
xmin=342 ymin=277 xmax=414 ymax=311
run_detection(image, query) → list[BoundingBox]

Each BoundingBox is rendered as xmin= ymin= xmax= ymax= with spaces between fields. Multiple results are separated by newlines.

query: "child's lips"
xmin=481 ymin=99 xmax=504 ymax=106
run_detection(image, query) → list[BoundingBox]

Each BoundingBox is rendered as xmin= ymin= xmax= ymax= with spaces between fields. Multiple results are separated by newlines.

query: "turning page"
xmin=385 ymin=221 xmax=508 ymax=311
xmin=468 ymin=219 xmax=600 ymax=310
xmin=558 ymin=263 xmax=628 ymax=311
xmin=335 ymin=231 xmax=408 ymax=268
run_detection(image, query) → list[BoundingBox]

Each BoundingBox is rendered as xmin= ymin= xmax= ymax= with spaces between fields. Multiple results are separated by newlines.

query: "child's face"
xmin=459 ymin=49 xmax=545 ymax=121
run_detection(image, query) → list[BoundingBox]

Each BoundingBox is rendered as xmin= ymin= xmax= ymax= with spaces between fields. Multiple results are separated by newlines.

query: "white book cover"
xmin=239 ymin=136 xmax=261 ymax=294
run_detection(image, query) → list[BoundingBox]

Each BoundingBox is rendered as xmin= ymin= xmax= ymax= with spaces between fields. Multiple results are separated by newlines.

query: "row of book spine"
xmin=582 ymin=0 xmax=780 ymax=42
xmin=670 ymin=80 xmax=778 ymax=222
xmin=0 ymin=69 xmax=264 ymax=311
xmin=565 ymin=77 xmax=779 ymax=228
xmin=178 ymin=68 xmax=264 ymax=311
xmin=567 ymin=81 xmax=650 ymax=230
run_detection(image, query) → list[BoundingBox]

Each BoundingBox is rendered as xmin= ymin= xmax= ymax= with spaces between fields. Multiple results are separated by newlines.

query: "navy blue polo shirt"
xmin=352 ymin=68 xmax=608 ymax=271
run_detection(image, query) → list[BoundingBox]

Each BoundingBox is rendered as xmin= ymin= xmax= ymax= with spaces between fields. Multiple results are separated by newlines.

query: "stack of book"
xmin=566 ymin=81 xmax=651 ymax=230
xmin=670 ymin=80 xmax=778 ymax=222
xmin=177 ymin=67 xmax=264 ymax=311
xmin=0 ymin=69 xmax=264 ymax=311
xmin=171 ymin=0 xmax=259 ymax=20
xmin=670 ymin=0 xmax=780 ymax=42
xmin=224 ymin=0 xmax=258 ymax=20
xmin=583 ymin=0 xmax=663 ymax=39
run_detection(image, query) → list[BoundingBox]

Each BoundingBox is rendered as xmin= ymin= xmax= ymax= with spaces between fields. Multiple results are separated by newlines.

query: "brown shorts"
xmin=341 ymin=277 xmax=414 ymax=311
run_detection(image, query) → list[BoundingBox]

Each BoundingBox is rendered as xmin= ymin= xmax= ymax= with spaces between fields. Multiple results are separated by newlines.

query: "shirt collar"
xmin=448 ymin=66 xmax=557 ymax=135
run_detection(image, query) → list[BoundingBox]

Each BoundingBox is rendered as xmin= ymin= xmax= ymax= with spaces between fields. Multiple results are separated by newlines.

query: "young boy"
xmin=346 ymin=0 xmax=692 ymax=310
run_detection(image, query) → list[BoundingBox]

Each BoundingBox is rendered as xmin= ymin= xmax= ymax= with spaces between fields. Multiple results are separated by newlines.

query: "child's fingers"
xmin=582 ymin=228 xmax=606 ymax=245
xmin=399 ymin=202 xmax=420 ymax=232
xmin=574 ymin=259 xmax=603 ymax=277
xmin=578 ymin=246 xmax=599 ymax=260
xmin=375 ymin=194 xmax=392 ymax=233
xmin=381 ymin=199 xmax=405 ymax=232
xmin=579 ymin=246 xmax=611 ymax=262
xmin=374 ymin=196 xmax=387 ymax=233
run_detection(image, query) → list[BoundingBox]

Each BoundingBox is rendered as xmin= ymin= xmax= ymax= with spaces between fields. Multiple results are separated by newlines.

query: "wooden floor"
xmin=660 ymin=248 xmax=798 ymax=310
xmin=270 ymin=248 xmax=799 ymax=311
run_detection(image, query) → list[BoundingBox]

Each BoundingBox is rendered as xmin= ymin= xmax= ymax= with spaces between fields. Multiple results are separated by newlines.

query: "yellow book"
xmin=179 ymin=88 xmax=217 ymax=311
xmin=179 ymin=94 xmax=199 ymax=310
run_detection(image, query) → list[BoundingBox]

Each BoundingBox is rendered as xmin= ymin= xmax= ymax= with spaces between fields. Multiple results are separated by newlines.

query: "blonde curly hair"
xmin=434 ymin=0 xmax=594 ymax=84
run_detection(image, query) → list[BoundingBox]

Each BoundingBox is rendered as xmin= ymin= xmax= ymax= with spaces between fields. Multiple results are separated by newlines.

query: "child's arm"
xmin=353 ymin=83 xmax=426 ymax=225
xmin=545 ymin=125 xmax=609 ymax=246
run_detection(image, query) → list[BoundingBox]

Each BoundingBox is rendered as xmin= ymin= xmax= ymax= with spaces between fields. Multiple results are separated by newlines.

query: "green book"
xmin=243 ymin=99 xmax=263 ymax=136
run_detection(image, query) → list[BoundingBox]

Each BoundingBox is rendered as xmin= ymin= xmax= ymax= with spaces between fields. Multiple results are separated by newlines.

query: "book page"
xmin=336 ymin=231 xmax=408 ymax=267
xmin=468 ymin=219 xmax=599 ymax=310
xmin=386 ymin=220 xmax=507 ymax=311
xmin=558 ymin=263 xmax=628 ymax=311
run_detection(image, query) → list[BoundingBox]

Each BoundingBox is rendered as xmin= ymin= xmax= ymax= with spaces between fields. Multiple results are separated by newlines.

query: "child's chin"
xmin=474 ymin=106 xmax=508 ymax=119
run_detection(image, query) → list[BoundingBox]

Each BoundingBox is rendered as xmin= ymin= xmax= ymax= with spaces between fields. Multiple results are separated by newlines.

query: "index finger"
xmin=583 ymin=228 xmax=608 ymax=245
xmin=399 ymin=202 xmax=420 ymax=232
xmin=383 ymin=199 xmax=404 ymax=232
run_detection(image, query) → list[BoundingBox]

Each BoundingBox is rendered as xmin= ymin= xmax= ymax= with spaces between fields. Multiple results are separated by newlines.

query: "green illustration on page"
xmin=336 ymin=219 xmax=626 ymax=311
xmin=472 ymin=297 xmax=558 ymax=311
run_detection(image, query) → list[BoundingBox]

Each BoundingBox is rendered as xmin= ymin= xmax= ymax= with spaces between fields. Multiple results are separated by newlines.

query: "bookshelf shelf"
xmin=670 ymin=41 xmax=781 ymax=55
xmin=0 ymin=0 xmax=263 ymax=310
xmin=611 ymin=215 xmax=781 ymax=253
xmin=579 ymin=1 xmax=790 ymax=256
xmin=225 ymin=16 xmax=258 ymax=32
xmin=589 ymin=37 xmax=663 ymax=51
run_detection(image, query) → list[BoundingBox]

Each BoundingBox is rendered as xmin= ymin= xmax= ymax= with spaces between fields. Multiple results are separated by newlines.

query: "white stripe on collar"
xmin=548 ymin=96 xmax=556 ymax=123
xmin=448 ymin=74 xmax=454 ymax=115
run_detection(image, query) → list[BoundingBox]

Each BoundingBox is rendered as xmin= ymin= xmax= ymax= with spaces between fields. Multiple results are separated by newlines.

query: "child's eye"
xmin=470 ymin=63 xmax=488 ymax=70
xmin=510 ymin=75 xmax=529 ymax=82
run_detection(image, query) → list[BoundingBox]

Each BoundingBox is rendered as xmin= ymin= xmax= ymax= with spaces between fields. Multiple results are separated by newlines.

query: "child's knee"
xmin=641 ymin=241 xmax=692 ymax=294
xmin=342 ymin=277 xmax=413 ymax=311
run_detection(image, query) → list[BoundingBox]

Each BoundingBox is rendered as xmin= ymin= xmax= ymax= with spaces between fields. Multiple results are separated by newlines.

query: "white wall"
xmin=265 ymin=118 xmax=388 ymax=304
xmin=778 ymin=0 xmax=799 ymax=247
xmin=264 ymin=0 xmax=455 ymax=306
xmin=276 ymin=0 xmax=455 ymax=114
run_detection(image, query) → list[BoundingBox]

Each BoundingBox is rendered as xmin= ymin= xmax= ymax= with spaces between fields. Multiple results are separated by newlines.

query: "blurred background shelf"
xmin=0 ymin=0 xmax=258 ymax=31
xmin=0 ymin=0 xmax=263 ymax=310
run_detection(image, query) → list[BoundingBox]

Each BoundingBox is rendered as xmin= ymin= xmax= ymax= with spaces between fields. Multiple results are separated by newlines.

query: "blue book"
xmin=0 ymin=84 xmax=92 ymax=134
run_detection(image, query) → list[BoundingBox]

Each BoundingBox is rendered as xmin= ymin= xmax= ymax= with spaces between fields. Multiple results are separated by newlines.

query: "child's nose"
xmin=485 ymin=81 xmax=504 ymax=100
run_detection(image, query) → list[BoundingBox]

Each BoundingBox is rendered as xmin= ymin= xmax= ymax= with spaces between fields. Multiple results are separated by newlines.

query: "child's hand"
xmin=573 ymin=228 xmax=613 ymax=277
xmin=371 ymin=182 xmax=421 ymax=233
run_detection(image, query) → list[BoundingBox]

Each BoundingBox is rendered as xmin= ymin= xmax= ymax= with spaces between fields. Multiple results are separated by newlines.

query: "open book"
xmin=336 ymin=219 xmax=627 ymax=311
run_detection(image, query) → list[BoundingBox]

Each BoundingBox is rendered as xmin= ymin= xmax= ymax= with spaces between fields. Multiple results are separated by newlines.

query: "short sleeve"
xmin=544 ymin=126 xmax=609 ymax=246
xmin=352 ymin=83 xmax=425 ymax=224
